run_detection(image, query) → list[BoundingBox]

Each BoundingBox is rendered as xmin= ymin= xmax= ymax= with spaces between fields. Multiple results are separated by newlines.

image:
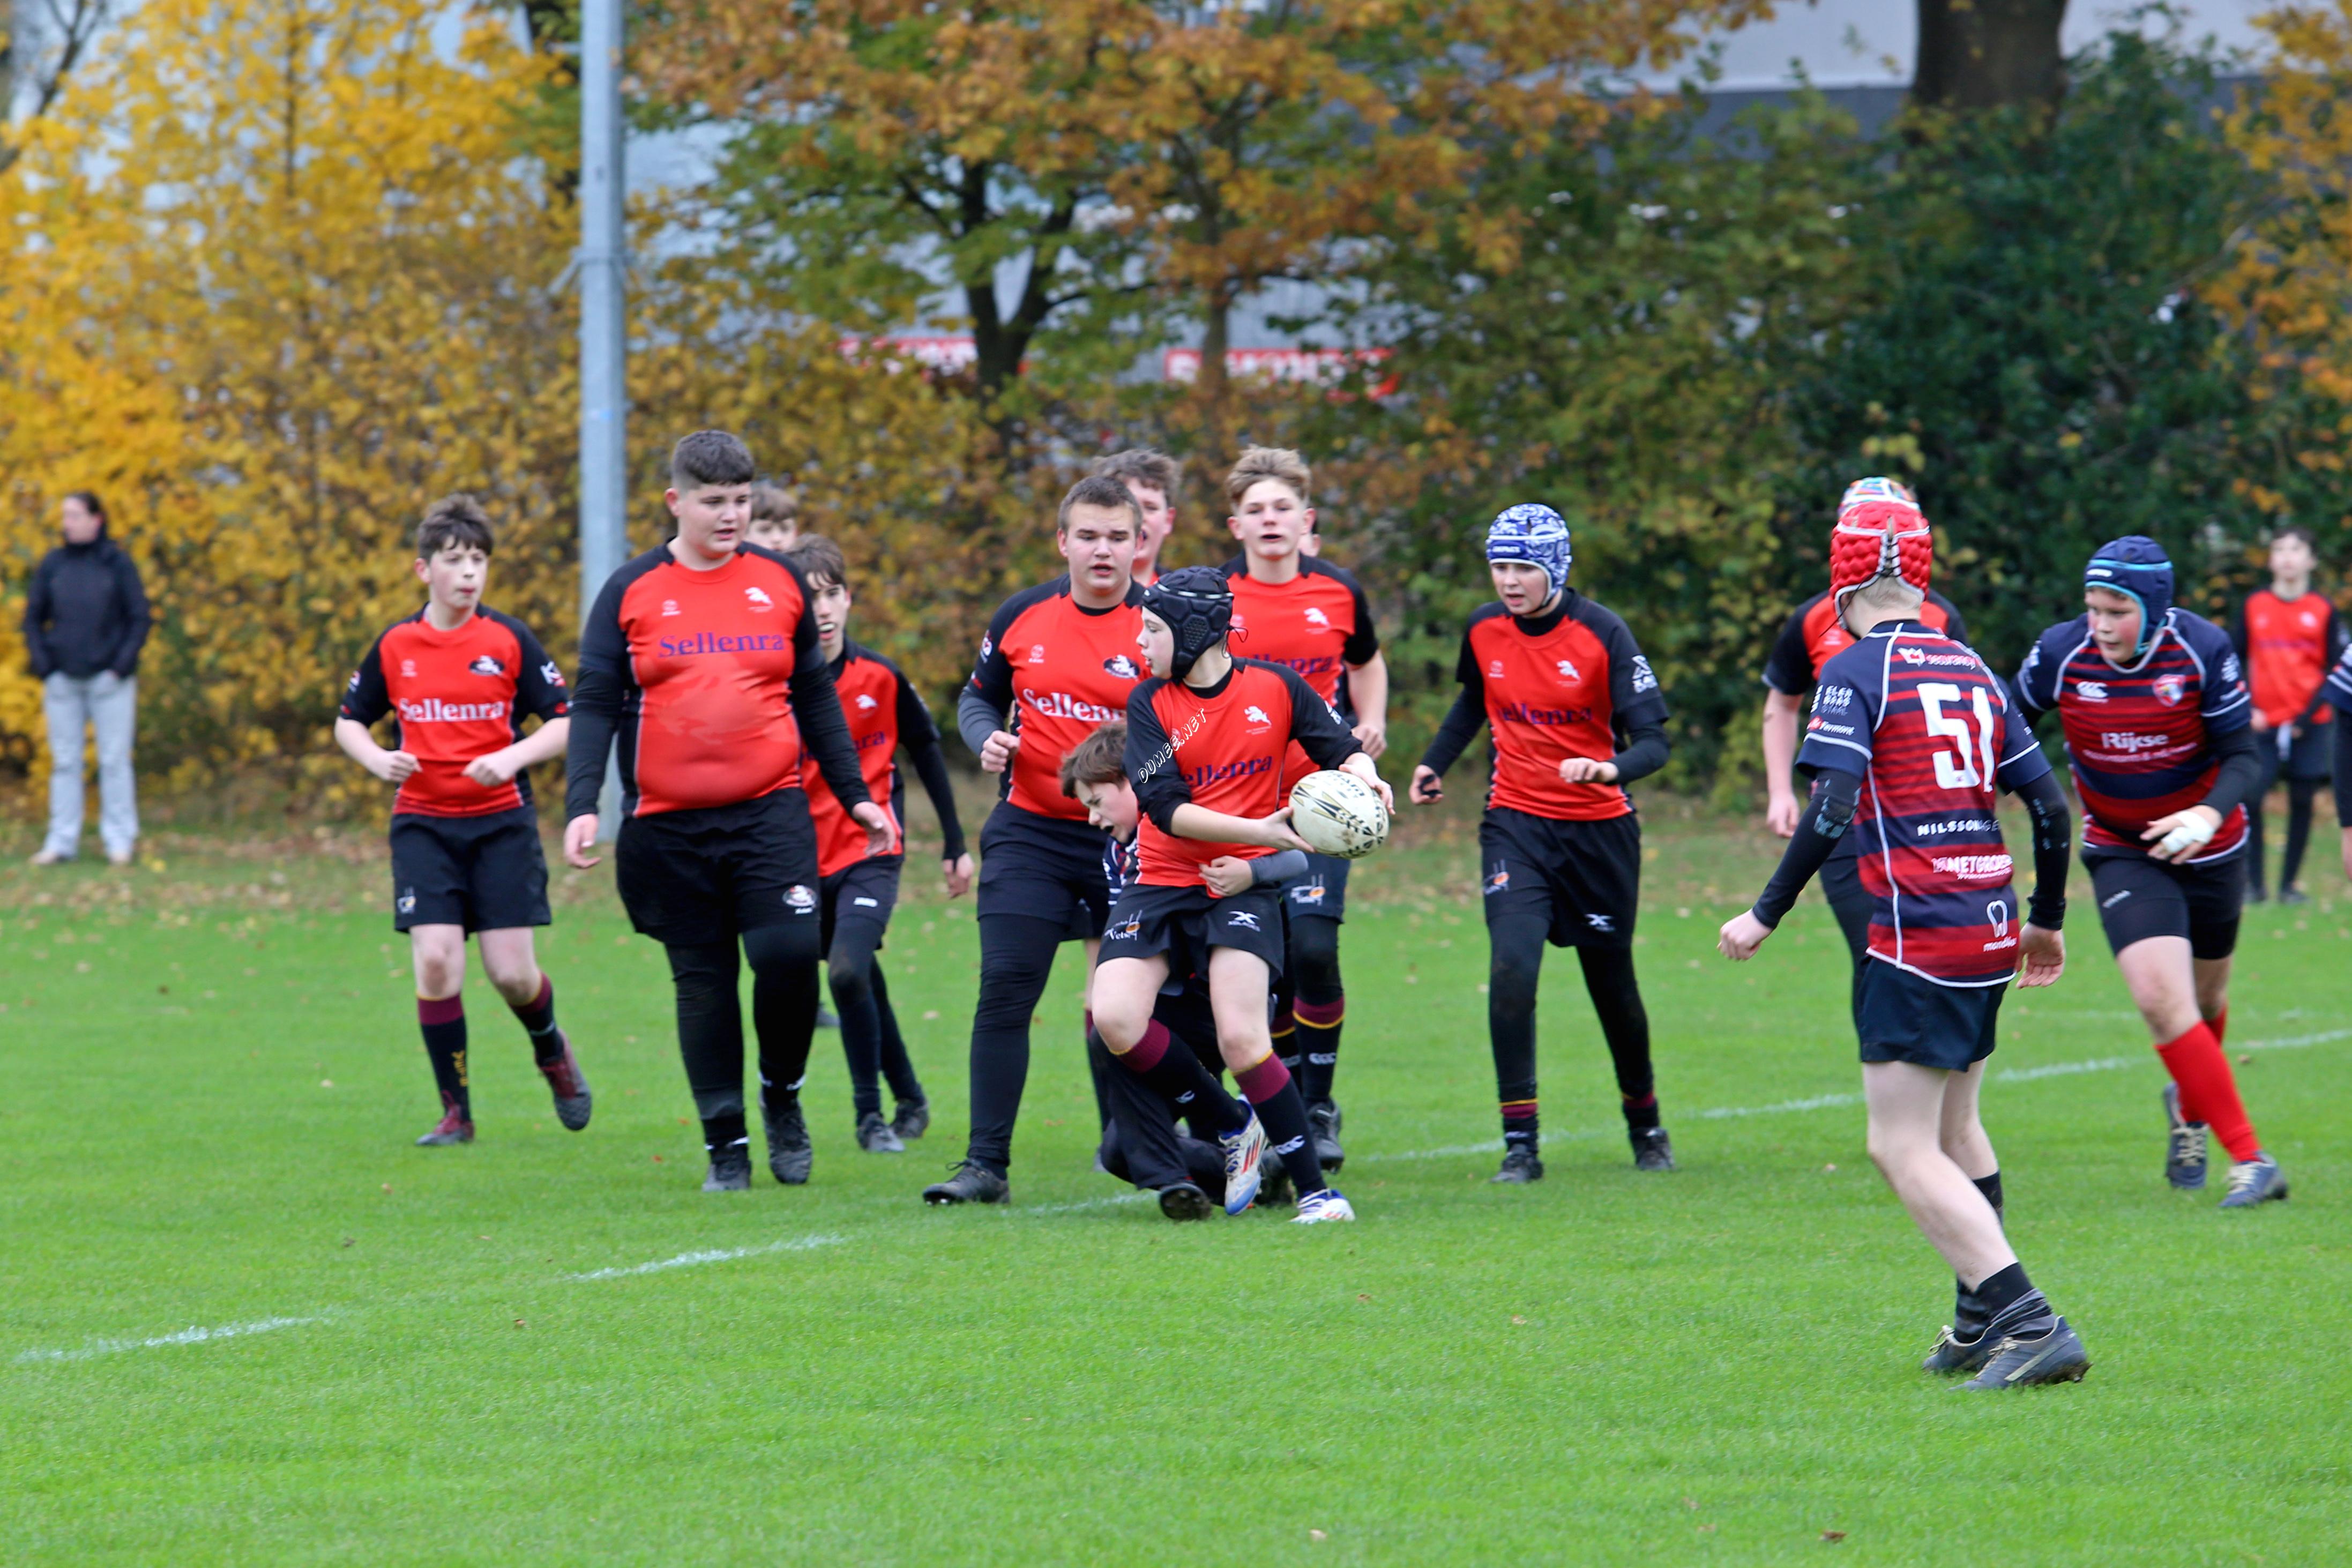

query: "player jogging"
xmin=1409 ymin=505 xmax=1674 ymax=1182
xmin=2014 ymin=537 xmax=2286 ymax=1208
xmin=334 ymin=495 xmax=587 ymax=1146
xmin=785 ymin=534 xmax=972 ymax=1152
xmin=925 ymin=476 xmax=1150 ymax=1206
xmin=1092 ymin=567 xmax=1388 ymax=1223
xmin=1720 ymin=499 xmax=2090 ymax=1388
xmin=2231 ymin=525 xmax=2346 ymax=904
xmin=1090 ymin=449 xmax=1180 ymax=586
xmin=564 ymin=431 xmax=891 ymax=1191
xmin=1220 ymin=446 xmax=1387 ymax=1169
xmin=2327 ymin=637 xmax=2352 ymax=881
xmin=1761 ymin=477 xmax=1971 ymax=990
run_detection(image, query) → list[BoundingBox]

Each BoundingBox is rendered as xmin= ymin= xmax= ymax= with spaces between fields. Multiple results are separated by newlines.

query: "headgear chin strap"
xmin=1143 ymin=565 xmax=1234 ymax=680
xmin=1485 ymin=504 xmax=1572 ymax=599
xmin=2083 ymin=535 xmax=2174 ymax=655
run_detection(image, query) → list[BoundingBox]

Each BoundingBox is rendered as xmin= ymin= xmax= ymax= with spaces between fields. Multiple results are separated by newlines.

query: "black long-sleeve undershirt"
xmin=903 ymin=729 xmax=968 ymax=860
xmin=2198 ymin=722 xmax=2262 ymax=824
xmin=957 ymin=684 xmax=1004 ymax=759
xmin=2339 ymin=720 xmax=2352 ymax=827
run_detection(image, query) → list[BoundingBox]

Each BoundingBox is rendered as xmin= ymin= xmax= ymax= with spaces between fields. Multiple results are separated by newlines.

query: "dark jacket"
xmin=24 ymin=527 xmax=151 ymax=680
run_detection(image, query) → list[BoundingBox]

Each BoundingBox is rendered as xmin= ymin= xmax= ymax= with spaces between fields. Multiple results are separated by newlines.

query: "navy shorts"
xmin=977 ymin=801 xmax=1112 ymax=939
xmin=390 ymin=807 xmax=550 ymax=934
xmin=821 ymin=855 xmax=902 ymax=953
xmin=1853 ymin=959 xmax=2004 ymax=1072
xmin=615 ymin=788 xmax=820 ymax=947
xmin=1100 ymin=883 xmax=1288 ymax=982
xmin=2086 ymin=848 xmax=2244 ymax=961
xmin=1478 ymin=808 xmax=1640 ymax=950
xmin=1280 ymin=852 xmax=1351 ymax=923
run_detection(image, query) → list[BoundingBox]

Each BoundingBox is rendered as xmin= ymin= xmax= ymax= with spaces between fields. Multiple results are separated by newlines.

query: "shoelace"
xmin=2226 ymin=1160 xmax=2268 ymax=1195
xmin=2170 ymin=1123 xmax=2208 ymax=1168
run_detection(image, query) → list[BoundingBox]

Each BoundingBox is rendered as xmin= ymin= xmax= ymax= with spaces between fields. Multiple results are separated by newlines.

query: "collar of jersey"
xmin=1860 ymin=618 xmax=1942 ymax=639
xmin=1176 ymin=661 xmax=1239 ymax=700
xmin=1509 ymin=589 xmax=1576 ymax=637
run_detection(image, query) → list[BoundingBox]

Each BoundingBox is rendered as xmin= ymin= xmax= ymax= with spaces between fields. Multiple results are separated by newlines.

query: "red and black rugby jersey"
xmin=1448 ymin=591 xmax=1668 ymax=822
xmin=801 ymin=640 xmax=953 ymax=877
xmin=566 ymin=543 xmax=870 ymax=820
xmin=966 ymin=577 xmax=1147 ymax=821
xmin=1761 ymin=587 xmax=1969 ymax=694
xmin=1800 ymin=621 xmax=2051 ymax=987
xmin=340 ymin=606 xmax=567 ymax=818
xmin=1222 ymin=555 xmax=1379 ymax=783
xmin=1125 ymin=658 xmax=1361 ymax=886
xmin=2013 ymin=609 xmax=2251 ymax=861
xmin=2235 ymin=589 xmax=2346 ymax=730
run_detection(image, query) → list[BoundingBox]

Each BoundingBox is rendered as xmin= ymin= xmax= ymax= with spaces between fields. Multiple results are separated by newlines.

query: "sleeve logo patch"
xmin=1630 ymin=654 xmax=1658 ymax=692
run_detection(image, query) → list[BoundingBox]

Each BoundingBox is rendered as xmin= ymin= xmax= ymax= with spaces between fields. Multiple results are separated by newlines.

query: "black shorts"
xmin=1280 ymin=853 xmax=1351 ymax=923
xmin=615 ymin=788 xmax=820 ymax=947
xmin=2257 ymin=721 xmax=2335 ymax=784
xmin=977 ymin=801 xmax=1112 ymax=938
xmin=1853 ymin=959 xmax=2004 ymax=1071
xmin=821 ymin=856 xmax=902 ymax=952
xmin=390 ymin=807 xmax=550 ymax=934
xmin=1099 ymin=883 xmax=1288 ymax=981
xmin=1478 ymin=808 xmax=1640 ymax=950
xmin=2086 ymin=848 xmax=2244 ymax=961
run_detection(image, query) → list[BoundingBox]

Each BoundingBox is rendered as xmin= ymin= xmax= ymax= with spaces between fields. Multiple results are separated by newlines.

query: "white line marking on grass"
xmin=1017 ymin=1193 xmax=1152 ymax=1215
xmin=1698 ymin=1091 xmax=1863 ymax=1120
xmin=1993 ymin=1056 xmax=2142 ymax=1084
xmin=568 ymin=1234 xmax=845 ymax=1282
xmin=2241 ymin=1027 xmax=2352 ymax=1052
xmin=14 ymin=1315 xmax=328 ymax=1365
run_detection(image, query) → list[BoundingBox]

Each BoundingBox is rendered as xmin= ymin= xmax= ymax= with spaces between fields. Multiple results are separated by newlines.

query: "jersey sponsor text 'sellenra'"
xmin=967 ymin=577 xmax=1147 ymax=822
xmin=340 ymin=606 xmax=568 ymax=818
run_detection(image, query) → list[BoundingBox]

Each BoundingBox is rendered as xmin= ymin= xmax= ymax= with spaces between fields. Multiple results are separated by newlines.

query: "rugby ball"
xmin=1288 ymin=770 xmax=1390 ymax=860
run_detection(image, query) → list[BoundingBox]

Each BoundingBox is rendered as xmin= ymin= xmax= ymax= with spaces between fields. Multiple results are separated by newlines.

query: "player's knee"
xmin=1489 ymin=954 xmax=1540 ymax=1010
xmin=827 ymin=945 xmax=873 ymax=1007
xmin=1290 ymin=917 xmax=1342 ymax=998
xmin=743 ymin=919 xmax=820 ymax=976
xmin=1092 ymin=998 xmax=1150 ymax=1053
xmin=413 ymin=949 xmax=462 ymax=997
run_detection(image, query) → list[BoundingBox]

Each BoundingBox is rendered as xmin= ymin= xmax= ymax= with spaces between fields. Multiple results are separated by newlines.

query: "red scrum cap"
xmin=1829 ymin=477 xmax=1931 ymax=610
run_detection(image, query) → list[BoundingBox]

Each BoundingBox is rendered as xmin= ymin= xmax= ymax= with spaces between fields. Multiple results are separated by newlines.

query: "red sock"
xmin=2155 ymin=1022 xmax=2259 ymax=1162
xmin=1233 ymin=1051 xmax=1291 ymax=1104
xmin=2208 ymin=1006 xmax=2227 ymax=1046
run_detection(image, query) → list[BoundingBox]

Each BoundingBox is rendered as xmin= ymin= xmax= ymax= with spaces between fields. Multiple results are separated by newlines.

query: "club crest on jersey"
xmin=1226 ymin=910 xmax=1262 ymax=931
xmin=1244 ymin=704 xmax=1272 ymax=727
xmin=1103 ymin=654 xmax=1140 ymax=679
xmin=1304 ymin=606 xmax=1331 ymax=629
xmin=1555 ymin=658 xmax=1581 ymax=683
xmin=1028 ymin=644 xmax=1047 ymax=664
xmin=744 ymin=586 xmax=774 ymax=611
xmin=2152 ymin=673 xmax=2187 ymax=707
xmin=783 ymin=884 xmax=817 ymax=913
xmin=855 ymin=693 xmax=879 ymax=710
xmin=2077 ymin=680 xmax=2109 ymax=702
xmin=468 ymin=655 xmax=506 ymax=677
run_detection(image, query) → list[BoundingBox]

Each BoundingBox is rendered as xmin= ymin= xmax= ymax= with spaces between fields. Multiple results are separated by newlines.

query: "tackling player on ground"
xmin=564 ymin=432 xmax=891 ymax=1191
xmin=2014 ymin=537 xmax=2287 ymax=1208
xmin=2231 ymin=525 xmax=2346 ymax=904
xmin=1409 ymin=505 xmax=1675 ymax=1181
xmin=1719 ymin=502 xmax=2090 ymax=1389
xmin=334 ymin=495 xmax=588 ymax=1147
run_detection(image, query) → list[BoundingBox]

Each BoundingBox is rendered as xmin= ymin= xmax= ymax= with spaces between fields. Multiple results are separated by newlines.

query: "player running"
xmin=1719 ymin=502 xmax=2088 ymax=1388
xmin=926 ymin=475 xmax=1151 ymax=1206
xmin=2014 ymin=536 xmax=2286 ymax=1208
xmin=1089 ymin=449 xmax=1180 ymax=586
xmin=1761 ymin=477 xmax=1970 ymax=989
xmin=2328 ymin=636 xmax=2352 ymax=880
xmin=1409 ymin=505 xmax=1674 ymax=1182
xmin=1092 ymin=568 xmax=1388 ymax=1223
xmin=1220 ymin=447 xmax=1387 ymax=1170
xmin=784 ymin=535 xmax=972 ymax=1152
xmin=2231 ymin=526 xmax=2346 ymax=904
xmin=564 ymin=431 xmax=891 ymax=1191
xmin=334 ymin=495 xmax=587 ymax=1146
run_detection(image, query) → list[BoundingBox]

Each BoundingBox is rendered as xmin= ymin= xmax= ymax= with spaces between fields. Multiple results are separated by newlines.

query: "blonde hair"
xmin=1223 ymin=446 xmax=1310 ymax=511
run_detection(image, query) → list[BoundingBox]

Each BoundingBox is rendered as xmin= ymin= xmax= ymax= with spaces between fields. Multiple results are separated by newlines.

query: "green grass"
xmin=3 ymin=801 xmax=2349 ymax=1565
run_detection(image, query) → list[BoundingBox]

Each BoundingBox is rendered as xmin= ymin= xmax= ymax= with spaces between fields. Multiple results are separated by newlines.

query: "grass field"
xmin=3 ymin=795 xmax=2349 ymax=1565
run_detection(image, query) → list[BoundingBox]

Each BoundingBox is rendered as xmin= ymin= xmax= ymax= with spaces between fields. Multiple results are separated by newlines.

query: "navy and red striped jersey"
xmin=1762 ymin=587 xmax=1968 ymax=694
xmin=2327 ymin=637 xmax=2352 ymax=713
xmin=1452 ymin=591 xmax=1667 ymax=822
xmin=800 ymin=641 xmax=940 ymax=877
xmin=340 ymin=607 xmax=568 ymax=818
xmin=1221 ymin=557 xmax=1379 ymax=783
xmin=967 ymin=577 xmax=1146 ymax=822
xmin=2013 ymin=609 xmax=2251 ymax=861
xmin=1799 ymin=621 xmax=2051 ymax=987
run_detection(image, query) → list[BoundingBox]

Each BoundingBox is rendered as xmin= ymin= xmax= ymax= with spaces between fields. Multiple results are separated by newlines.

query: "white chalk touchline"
xmin=568 ymin=1233 xmax=846 ymax=1281
xmin=14 ymin=1315 xmax=330 ymax=1365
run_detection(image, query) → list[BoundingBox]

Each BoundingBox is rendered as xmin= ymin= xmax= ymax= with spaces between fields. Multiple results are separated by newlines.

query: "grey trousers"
xmin=42 ymin=671 xmax=139 ymax=859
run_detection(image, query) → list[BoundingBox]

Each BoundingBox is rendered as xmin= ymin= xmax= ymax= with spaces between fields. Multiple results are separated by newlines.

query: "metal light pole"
xmin=579 ymin=0 xmax=627 ymax=836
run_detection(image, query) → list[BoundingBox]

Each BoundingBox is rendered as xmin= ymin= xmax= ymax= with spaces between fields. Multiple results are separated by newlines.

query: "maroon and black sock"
xmin=1271 ymin=997 xmax=1303 ymax=1076
xmin=509 ymin=975 xmax=563 ymax=1064
xmin=1114 ymin=1020 xmax=1248 ymax=1134
xmin=1621 ymin=1091 xmax=1660 ymax=1133
xmin=418 ymin=995 xmax=470 ymax=1121
xmin=1234 ymin=1054 xmax=1327 ymax=1198
xmin=1502 ymin=1098 xmax=1539 ymax=1153
xmin=1295 ymin=995 xmax=1344 ymax=1103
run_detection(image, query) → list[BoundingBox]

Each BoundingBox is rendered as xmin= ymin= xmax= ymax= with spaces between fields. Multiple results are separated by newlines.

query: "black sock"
xmin=1621 ymin=1092 xmax=1661 ymax=1133
xmin=1296 ymin=996 xmax=1343 ymax=1103
xmin=746 ymin=920 xmax=823 ymax=1116
xmin=703 ymin=1110 xmax=749 ymax=1158
xmin=1235 ymin=1055 xmax=1326 ymax=1197
xmin=1972 ymin=1261 xmax=2035 ymax=1320
xmin=1502 ymin=1102 xmax=1539 ymax=1152
xmin=418 ymin=996 xmax=469 ymax=1120
xmin=2283 ymin=779 xmax=2317 ymax=888
xmin=1271 ymin=1002 xmax=1303 ymax=1077
xmin=1112 ymin=1022 xmax=1248 ymax=1134
xmin=1290 ymin=914 xmax=1344 ymax=1102
xmin=1973 ymin=1170 xmax=2005 ymax=1221
xmin=509 ymin=975 xmax=563 ymax=1064
xmin=870 ymin=968 xmax=924 ymax=1104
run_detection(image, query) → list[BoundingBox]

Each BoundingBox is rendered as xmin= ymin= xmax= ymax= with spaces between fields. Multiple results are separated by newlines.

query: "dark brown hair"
xmin=785 ymin=533 xmax=849 ymax=593
xmin=64 ymin=490 xmax=107 ymax=526
xmin=1056 ymin=474 xmax=1141 ymax=533
xmin=671 ymin=430 xmax=757 ymax=489
xmin=417 ymin=494 xmax=495 ymax=557
xmin=2272 ymin=524 xmax=2318 ymax=552
xmin=1059 ymin=720 xmax=1129 ymax=797
xmin=750 ymin=482 xmax=801 ymax=525
xmin=1091 ymin=449 xmax=1180 ymax=504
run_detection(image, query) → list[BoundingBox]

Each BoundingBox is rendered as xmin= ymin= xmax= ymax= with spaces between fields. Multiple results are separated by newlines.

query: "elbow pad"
xmin=1807 ymin=779 xmax=1857 ymax=839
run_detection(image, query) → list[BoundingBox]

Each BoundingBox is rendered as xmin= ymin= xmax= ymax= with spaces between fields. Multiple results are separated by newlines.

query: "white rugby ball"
xmin=1288 ymin=770 xmax=1391 ymax=860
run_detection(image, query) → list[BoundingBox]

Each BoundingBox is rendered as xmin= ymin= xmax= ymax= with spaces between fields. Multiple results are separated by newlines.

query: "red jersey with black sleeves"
xmin=1452 ymin=592 xmax=1667 ymax=822
xmin=1222 ymin=556 xmax=1378 ymax=783
xmin=801 ymin=640 xmax=964 ymax=877
xmin=565 ymin=543 xmax=871 ymax=820
xmin=340 ymin=607 xmax=567 ymax=818
xmin=2235 ymin=589 xmax=2346 ymax=730
xmin=1761 ymin=587 xmax=1968 ymax=693
xmin=967 ymin=577 xmax=1147 ymax=821
xmin=1125 ymin=658 xmax=1361 ymax=886
xmin=1800 ymin=621 xmax=2051 ymax=987
xmin=2013 ymin=609 xmax=2251 ymax=861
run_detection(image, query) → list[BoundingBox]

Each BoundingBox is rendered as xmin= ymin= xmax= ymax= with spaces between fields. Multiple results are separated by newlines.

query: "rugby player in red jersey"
xmin=335 ymin=495 xmax=587 ymax=1146
xmin=1720 ymin=507 xmax=2090 ymax=1388
xmin=1408 ymin=505 xmax=1674 ymax=1182
xmin=1092 ymin=568 xmax=1390 ymax=1222
xmin=563 ymin=432 xmax=891 ymax=1192
xmin=2014 ymin=537 xmax=2286 ymax=1207
xmin=1220 ymin=446 xmax=1387 ymax=1170
xmin=785 ymin=535 xmax=971 ymax=1153
xmin=1089 ymin=448 xmax=1180 ymax=587
xmin=925 ymin=475 xmax=1151 ymax=1205
xmin=2231 ymin=526 xmax=2347 ymax=903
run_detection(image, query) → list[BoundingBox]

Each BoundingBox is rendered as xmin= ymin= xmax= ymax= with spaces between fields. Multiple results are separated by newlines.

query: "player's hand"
xmin=1351 ymin=719 xmax=1388 ymax=760
xmin=376 ymin=749 xmax=420 ymax=786
xmin=853 ymin=801 xmax=896 ymax=857
xmin=1256 ymin=806 xmax=1313 ymax=854
xmin=1408 ymin=764 xmax=1444 ymax=805
xmin=563 ymin=813 xmax=601 ymax=870
xmin=1765 ymin=791 xmax=1800 ymax=839
xmin=1201 ymin=856 xmax=1255 ymax=898
xmin=1559 ymin=756 xmax=1619 ymax=785
xmin=2016 ymin=923 xmax=2065 ymax=988
xmin=2141 ymin=804 xmax=2221 ymax=863
xmin=1718 ymin=909 xmax=1774 ymax=961
xmin=979 ymin=729 xmax=1020 ymax=774
xmin=1340 ymin=752 xmax=1395 ymax=815
xmin=2250 ymin=711 xmax=2272 ymax=733
xmin=2342 ymin=825 xmax=2351 ymax=884
xmin=942 ymin=852 xmax=974 ymax=899
xmin=464 ymin=749 xmax=520 ymax=787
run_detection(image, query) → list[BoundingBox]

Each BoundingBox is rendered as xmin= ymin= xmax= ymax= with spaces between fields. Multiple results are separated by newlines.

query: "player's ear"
xmin=663 ymin=487 xmax=683 ymax=517
xmin=412 ymin=557 xmax=431 ymax=585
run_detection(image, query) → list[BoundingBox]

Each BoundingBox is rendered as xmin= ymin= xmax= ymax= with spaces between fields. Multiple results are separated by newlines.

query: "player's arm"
xmin=1202 ymin=847 xmax=1310 ymax=899
xmin=564 ymin=570 xmax=634 ymax=867
xmin=784 ymin=594 xmax=888 ymax=853
xmin=2338 ymin=711 xmax=2352 ymax=883
xmin=333 ymin=639 xmax=415 ymax=785
xmin=2289 ymin=606 xmax=2346 ymax=736
xmin=2145 ymin=633 xmax=2259 ymax=862
xmin=960 ymin=599 xmax=1022 ymax=773
xmin=1760 ymin=689 xmax=1805 ymax=835
xmin=1992 ymin=697 xmax=2068 ymax=984
xmin=1340 ymin=578 xmax=1388 ymax=757
xmin=1720 ymin=765 xmax=1859 ymax=961
xmin=1565 ymin=614 xmax=1670 ymax=786
xmin=1282 ymin=664 xmax=1391 ymax=812
xmin=895 ymin=667 xmax=973 ymax=896
xmin=1125 ymin=688 xmax=1309 ymax=853
xmin=467 ymin=622 xmax=571 ymax=787
xmin=1410 ymin=629 xmax=1486 ymax=804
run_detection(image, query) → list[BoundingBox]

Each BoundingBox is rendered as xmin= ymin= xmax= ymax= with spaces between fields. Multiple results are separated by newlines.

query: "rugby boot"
xmin=1491 ymin=1145 xmax=1544 ymax=1184
xmin=2220 ymin=1153 xmax=2288 ymax=1209
xmin=415 ymin=1096 xmax=474 ymax=1147
xmin=2280 ymin=886 xmax=2311 ymax=906
xmin=1921 ymin=1323 xmax=1997 ymax=1376
xmin=535 ymin=1035 xmax=593 ymax=1132
xmin=923 ymin=1161 xmax=1010 ymax=1206
xmin=703 ymin=1142 xmax=753 ymax=1192
xmin=1158 ymin=1182 xmax=1214 ymax=1222
xmin=856 ymin=1111 xmax=905 ymax=1154
xmin=1259 ymin=1161 xmax=1297 ymax=1210
xmin=1292 ymin=1188 xmax=1356 ymax=1224
xmin=891 ymin=1096 xmax=931 ymax=1141
xmin=1631 ymin=1126 xmax=1677 ymax=1172
xmin=1218 ymin=1112 xmax=1267 ymax=1215
xmin=763 ymin=1094 xmax=814 ymax=1185
xmin=1960 ymin=1305 xmax=2090 ymax=1391
xmin=1308 ymin=1097 xmax=1346 ymax=1172
xmin=2162 ymin=1083 xmax=2208 ymax=1191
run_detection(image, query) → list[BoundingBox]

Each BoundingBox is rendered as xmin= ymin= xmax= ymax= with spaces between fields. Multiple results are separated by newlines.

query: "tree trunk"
xmin=1198 ymin=289 xmax=1231 ymax=405
xmin=1914 ymin=0 xmax=2068 ymax=111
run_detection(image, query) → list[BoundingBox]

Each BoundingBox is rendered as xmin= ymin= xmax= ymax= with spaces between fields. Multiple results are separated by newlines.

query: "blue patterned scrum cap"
xmin=1484 ymin=504 xmax=1572 ymax=595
